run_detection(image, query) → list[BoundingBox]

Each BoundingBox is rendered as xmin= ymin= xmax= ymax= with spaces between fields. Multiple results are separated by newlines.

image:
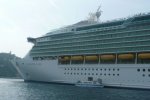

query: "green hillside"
xmin=0 ymin=53 xmax=21 ymax=78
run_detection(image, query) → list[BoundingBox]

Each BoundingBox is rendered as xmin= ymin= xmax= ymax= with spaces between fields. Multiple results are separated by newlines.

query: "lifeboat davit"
xmin=118 ymin=54 xmax=134 ymax=60
xmin=85 ymin=55 xmax=98 ymax=61
xmin=138 ymin=53 xmax=150 ymax=59
xmin=100 ymin=55 xmax=115 ymax=60
xmin=71 ymin=56 xmax=83 ymax=60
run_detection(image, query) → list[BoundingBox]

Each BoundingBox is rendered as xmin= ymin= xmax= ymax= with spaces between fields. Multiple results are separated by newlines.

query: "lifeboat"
xmin=71 ymin=56 xmax=83 ymax=61
xmin=85 ymin=55 xmax=98 ymax=61
xmin=138 ymin=53 xmax=150 ymax=59
xmin=118 ymin=54 xmax=134 ymax=60
xmin=59 ymin=56 xmax=70 ymax=61
xmin=100 ymin=55 xmax=115 ymax=60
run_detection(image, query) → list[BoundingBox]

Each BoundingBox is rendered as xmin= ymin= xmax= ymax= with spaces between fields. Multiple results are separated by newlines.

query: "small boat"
xmin=75 ymin=81 xmax=104 ymax=88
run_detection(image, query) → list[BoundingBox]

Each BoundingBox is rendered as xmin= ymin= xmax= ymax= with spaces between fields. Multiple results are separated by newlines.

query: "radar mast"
xmin=96 ymin=5 xmax=102 ymax=22
xmin=87 ymin=5 xmax=102 ymax=22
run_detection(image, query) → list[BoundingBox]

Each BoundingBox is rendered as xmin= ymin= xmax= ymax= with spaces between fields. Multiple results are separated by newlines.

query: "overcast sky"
xmin=0 ymin=0 xmax=150 ymax=58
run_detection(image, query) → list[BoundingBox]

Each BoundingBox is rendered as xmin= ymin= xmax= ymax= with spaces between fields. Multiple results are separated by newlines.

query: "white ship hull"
xmin=11 ymin=55 xmax=150 ymax=89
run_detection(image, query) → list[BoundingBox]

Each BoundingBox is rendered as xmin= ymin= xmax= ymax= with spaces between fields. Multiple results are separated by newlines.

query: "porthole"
xmin=104 ymin=69 xmax=106 ymax=71
xmin=96 ymin=68 xmax=98 ymax=71
xmin=109 ymin=69 xmax=111 ymax=71
xmin=148 ymin=69 xmax=150 ymax=72
xmin=113 ymin=69 xmax=115 ymax=71
xmin=92 ymin=73 xmax=94 ymax=75
xmin=74 ymin=68 xmax=76 ymax=70
xmin=143 ymin=69 xmax=145 ymax=72
xmin=149 ymin=74 xmax=150 ymax=77
xmin=81 ymin=68 xmax=83 ymax=70
xmin=71 ymin=68 xmax=72 ymax=70
xmin=77 ymin=73 xmax=79 ymax=75
xmin=85 ymin=68 xmax=87 ymax=70
xmin=137 ymin=69 xmax=140 ymax=72
xmin=88 ymin=73 xmax=90 ymax=75
xmin=77 ymin=68 xmax=79 ymax=70
xmin=142 ymin=74 xmax=145 ymax=77
xmin=100 ymin=73 xmax=102 ymax=75
xmin=113 ymin=74 xmax=115 ymax=76
xmin=74 ymin=73 xmax=76 ymax=75
xmin=81 ymin=73 xmax=83 ymax=75
xmin=117 ymin=69 xmax=119 ymax=71
xmin=100 ymin=69 xmax=102 ymax=71
xmin=104 ymin=73 xmax=106 ymax=76
xmin=117 ymin=74 xmax=119 ymax=76
xmin=68 ymin=68 xmax=69 ymax=70
xmin=96 ymin=73 xmax=98 ymax=75
xmin=92 ymin=68 xmax=94 ymax=71
xmin=84 ymin=73 xmax=86 ymax=75
xmin=65 ymin=68 xmax=66 ymax=70
xmin=108 ymin=74 xmax=110 ymax=76
xmin=70 ymin=73 xmax=72 ymax=75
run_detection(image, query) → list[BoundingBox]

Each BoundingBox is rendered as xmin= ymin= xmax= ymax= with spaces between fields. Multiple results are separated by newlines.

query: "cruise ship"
xmin=12 ymin=8 xmax=150 ymax=89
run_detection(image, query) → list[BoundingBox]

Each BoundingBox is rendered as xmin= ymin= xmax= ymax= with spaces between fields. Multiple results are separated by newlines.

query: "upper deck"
xmin=29 ymin=13 xmax=150 ymax=57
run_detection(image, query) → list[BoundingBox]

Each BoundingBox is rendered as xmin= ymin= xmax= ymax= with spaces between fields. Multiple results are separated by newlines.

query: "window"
xmin=143 ymin=69 xmax=145 ymax=72
xmin=137 ymin=69 xmax=140 ymax=72
xmin=142 ymin=74 xmax=145 ymax=77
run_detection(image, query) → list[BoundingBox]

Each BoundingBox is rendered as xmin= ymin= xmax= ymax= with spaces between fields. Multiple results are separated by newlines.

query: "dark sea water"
xmin=0 ymin=78 xmax=150 ymax=100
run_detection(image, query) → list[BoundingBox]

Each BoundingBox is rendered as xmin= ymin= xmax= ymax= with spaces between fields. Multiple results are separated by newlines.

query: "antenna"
xmin=87 ymin=5 xmax=102 ymax=22
xmin=96 ymin=5 xmax=102 ymax=22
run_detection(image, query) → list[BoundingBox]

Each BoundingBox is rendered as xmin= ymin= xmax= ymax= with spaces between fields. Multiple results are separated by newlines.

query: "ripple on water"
xmin=0 ymin=78 xmax=150 ymax=100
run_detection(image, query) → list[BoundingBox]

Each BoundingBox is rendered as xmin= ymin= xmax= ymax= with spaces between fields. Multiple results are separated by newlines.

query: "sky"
xmin=0 ymin=0 xmax=149 ymax=58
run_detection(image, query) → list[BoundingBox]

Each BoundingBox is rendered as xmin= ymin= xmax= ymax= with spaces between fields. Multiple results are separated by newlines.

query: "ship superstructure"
xmin=12 ymin=9 xmax=150 ymax=89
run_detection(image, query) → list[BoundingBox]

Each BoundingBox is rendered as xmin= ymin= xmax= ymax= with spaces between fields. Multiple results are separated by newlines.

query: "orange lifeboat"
xmin=85 ymin=55 xmax=98 ymax=61
xmin=118 ymin=54 xmax=134 ymax=60
xmin=59 ymin=56 xmax=70 ymax=61
xmin=71 ymin=56 xmax=83 ymax=61
xmin=138 ymin=53 xmax=150 ymax=59
xmin=100 ymin=55 xmax=115 ymax=60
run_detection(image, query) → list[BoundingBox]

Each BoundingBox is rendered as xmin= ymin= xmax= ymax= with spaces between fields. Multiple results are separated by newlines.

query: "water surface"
xmin=0 ymin=78 xmax=150 ymax=100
